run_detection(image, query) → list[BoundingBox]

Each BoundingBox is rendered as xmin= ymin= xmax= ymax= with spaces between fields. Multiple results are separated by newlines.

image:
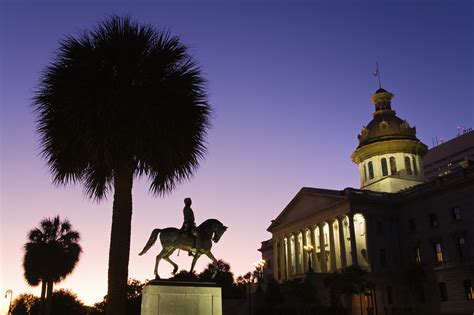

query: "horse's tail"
xmin=138 ymin=228 xmax=161 ymax=255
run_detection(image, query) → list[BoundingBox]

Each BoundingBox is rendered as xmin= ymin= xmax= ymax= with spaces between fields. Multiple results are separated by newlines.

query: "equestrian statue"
xmin=139 ymin=198 xmax=228 ymax=279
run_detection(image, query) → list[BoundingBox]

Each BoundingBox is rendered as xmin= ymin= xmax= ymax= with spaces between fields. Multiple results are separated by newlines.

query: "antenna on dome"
xmin=373 ymin=62 xmax=382 ymax=89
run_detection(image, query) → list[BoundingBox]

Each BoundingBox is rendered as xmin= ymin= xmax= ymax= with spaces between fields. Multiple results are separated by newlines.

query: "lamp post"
xmin=5 ymin=290 xmax=13 ymax=315
xmin=303 ymin=244 xmax=314 ymax=272
xmin=253 ymin=259 xmax=266 ymax=291
xmin=245 ymin=272 xmax=254 ymax=315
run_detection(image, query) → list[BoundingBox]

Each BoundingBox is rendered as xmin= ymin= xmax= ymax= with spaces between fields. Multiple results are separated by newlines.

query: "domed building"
xmin=260 ymin=87 xmax=474 ymax=315
xmin=352 ymin=88 xmax=427 ymax=192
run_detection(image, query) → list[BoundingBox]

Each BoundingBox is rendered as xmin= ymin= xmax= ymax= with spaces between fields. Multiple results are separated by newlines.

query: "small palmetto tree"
xmin=23 ymin=216 xmax=82 ymax=315
xmin=33 ymin=15 xmax=211 ymax=314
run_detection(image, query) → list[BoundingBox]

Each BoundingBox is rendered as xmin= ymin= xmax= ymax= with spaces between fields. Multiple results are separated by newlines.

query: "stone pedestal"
xmin=141 ymin=280 xmax=222 ymax=315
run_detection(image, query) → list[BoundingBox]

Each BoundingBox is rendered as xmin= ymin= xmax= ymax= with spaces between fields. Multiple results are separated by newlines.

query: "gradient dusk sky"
xmin=1 ymin=0 xmax=473 ymax=312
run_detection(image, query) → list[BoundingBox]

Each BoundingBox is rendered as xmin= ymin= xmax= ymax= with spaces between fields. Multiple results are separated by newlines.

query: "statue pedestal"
xmin=141 ymin=280 xmax=222 ymax=315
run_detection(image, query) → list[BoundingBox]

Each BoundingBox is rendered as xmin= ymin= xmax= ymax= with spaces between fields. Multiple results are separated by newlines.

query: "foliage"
xmin=324 ymin=265 xmax=369 ymax=313
xmin=23 ymin=216 xmax=81 ymax=315
xmin=278 ymin=277 xmax=318 ymax=304
xmin=11 ymin=290 xmax=86 ymax=315
xmin=199 ymin=260 xmax=244 ymax=298
xmin=236 ymin=271 xmax=254 ymax=285
xmin=169 ymin=269 xmax=199 ymax=281
xmin=33 ymin=15 xmax=211 ymax=314
xmin=91 ymin=278 xmax=145 ymax=315
xmin=10 ymin=293 xmax=39 ymax=315
xmin=264 ymin=276 xmax=283 ymax=304
xmin=23 ymin=216 xmax=81 ymax=285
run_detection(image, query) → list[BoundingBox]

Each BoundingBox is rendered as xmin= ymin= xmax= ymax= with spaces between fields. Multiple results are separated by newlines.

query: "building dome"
xmin=357 ymin=88 xmax=423 ymax=148
xmin=351 ymin=88 xmax=428 ymax=193
xmin=357 ymin=111 xmax=418 ymax=148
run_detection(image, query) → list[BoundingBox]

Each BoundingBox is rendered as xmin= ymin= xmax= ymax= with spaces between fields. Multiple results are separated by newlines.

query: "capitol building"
xmin=260 ymin=87 xmax=474 ymax=315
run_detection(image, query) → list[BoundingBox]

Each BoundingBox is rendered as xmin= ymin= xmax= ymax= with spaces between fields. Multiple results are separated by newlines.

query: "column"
xmin=273 ymin=240 xmax=280 ymax=280
xmin=273 ymin=239 xmax=278 ymax=280
xmin=287 ymin=235 xmax=294 ymax=277
xmin=279 ymin=238 xmax=285 ymax=281
xmin=318 ymin=224 xmax=327 ymax=273
xmin=328 ymin=220 xmax=337 ymax=271
xmin=282 ymin=236 xmax=290 ymax=280
xmin=349 ymin=214 xmax=358 ymax=265
xmin=302 ymin=229 xmax=308 ymax=272
xmin=284 ymin=237 xmax=290 ymax=279
xmin=337 ymin=216 xmax=347 ymax=268
xmin=294 ymin=232 xmax=300 ymax=274
xmin=310 ymin=226 xmax=319 ymax=272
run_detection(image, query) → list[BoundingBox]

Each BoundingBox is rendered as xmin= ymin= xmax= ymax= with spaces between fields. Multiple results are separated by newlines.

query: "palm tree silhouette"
xmin=23 ymin=216 xmax=81 ymax=315
xmin=33 ymin=16 xmax=211 ymax=315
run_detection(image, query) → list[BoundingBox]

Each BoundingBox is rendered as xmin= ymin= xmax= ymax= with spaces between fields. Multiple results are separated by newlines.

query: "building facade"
xmin=422 ymin=130 xmax=474 ymax=181
xmin=262 ymin=88 xmax=474 ymax=315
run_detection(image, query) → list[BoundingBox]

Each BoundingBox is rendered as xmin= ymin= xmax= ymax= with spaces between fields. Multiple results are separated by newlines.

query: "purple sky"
xmin=1 ymin=0 xmax=473 ymax=310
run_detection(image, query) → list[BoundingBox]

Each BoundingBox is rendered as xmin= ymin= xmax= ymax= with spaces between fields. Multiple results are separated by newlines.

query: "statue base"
xmin=141 ymin=280 xmax=222 ymax=315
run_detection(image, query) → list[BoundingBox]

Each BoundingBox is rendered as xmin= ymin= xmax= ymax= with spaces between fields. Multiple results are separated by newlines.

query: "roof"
xmin=423 ymin=131 xmax=474 ymax=167
xmin=267 ymin=187 xmax=347 ymax=232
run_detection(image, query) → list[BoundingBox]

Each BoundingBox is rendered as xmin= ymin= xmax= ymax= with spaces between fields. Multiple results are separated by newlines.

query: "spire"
xmin=373 ymin=62 xmax=382 ymax=89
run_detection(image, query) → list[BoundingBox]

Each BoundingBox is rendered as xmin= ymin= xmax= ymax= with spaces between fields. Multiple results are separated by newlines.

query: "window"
xmin=386 ymin=286 xmax=394 ymax=304
xmin=452 ymin=207 xmax=461 ymax=221
xmin=380 ymin=248 xmax=387 ymax=268
xmin=381 ymin=158 xmax=388 ymax=176
xmin=376 ymin=220 xmax=384 ymax=234
xmin=390 ymin=157 xmax=397 ymax=174
xmin=429 ymin=213 xmax=438 ymax=227
xmin=405 ymin=156 xmax=413 ymax=175
xmin=409 ymin=218 xmax=416 ymax=232
xmin=364 ymin=164 xmax=368 ymax=181
xmin=435 ymin=243 xmax=444 ymax=263
xmin=464 ymin=280 xmax=473 ymax=300
xmin=439 ymin=282 xmax=448 ymax=302
xmin=414 ymin=247 xmax=422 ymax=264
xmin=412 ymin=157 xmax=418 ymax=175
xmin=458 ymin=237 xmax=466 ymax=258
xmin=368 ymin=161 xmax=374 ymax=179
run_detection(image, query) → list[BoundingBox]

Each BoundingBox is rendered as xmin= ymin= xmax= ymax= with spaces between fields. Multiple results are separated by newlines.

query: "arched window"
xmin=368 ymin=161 xmax=374 ymax=179
xmin=405 ymin=156 xmax=413 ymax=175
xmin=363 ymin=164 xmax=368 ymax=181
xmin=381 ymin=158 xmax=388 ymax=176
xmin=390 ymin=157 xmax=397 ymax=174
xmin=412 ymin=157 xmax=418 ymax=175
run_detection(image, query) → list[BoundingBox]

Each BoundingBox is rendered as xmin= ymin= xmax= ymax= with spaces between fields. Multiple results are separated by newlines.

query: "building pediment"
xmin=267 ymin=187 xmax=347 ymax=232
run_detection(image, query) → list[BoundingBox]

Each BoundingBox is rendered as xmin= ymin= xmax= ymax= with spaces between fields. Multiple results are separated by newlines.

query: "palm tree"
xmin=33 ymin=16 xmax=211 ymax=315
xmin=23 ymin=216 xmax=82 ymax=315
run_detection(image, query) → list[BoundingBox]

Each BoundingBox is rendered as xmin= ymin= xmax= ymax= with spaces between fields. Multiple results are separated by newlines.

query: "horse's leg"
xmin=163 ymin=250 xmax=178 ymax=275
xmin=190 ymin=253 xmax=202 ymax=273
xmin=154 ymin=247 xmax=172 ymax=279
xmin=203 ymin=250 xmax=219 ymax=278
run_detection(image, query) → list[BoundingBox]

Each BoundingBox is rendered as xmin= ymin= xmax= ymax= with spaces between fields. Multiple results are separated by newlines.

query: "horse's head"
xmin=212 ymin=223 xmax=227 ymax=243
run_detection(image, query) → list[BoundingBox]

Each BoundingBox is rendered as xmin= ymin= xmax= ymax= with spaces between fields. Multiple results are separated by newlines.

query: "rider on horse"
xmin=181 ymin=198 xmax=200 ymax=256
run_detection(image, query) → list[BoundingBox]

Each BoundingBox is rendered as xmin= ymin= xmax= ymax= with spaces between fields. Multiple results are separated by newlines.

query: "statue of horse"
xmin=139 ymin=219 xmax=227 ymax=279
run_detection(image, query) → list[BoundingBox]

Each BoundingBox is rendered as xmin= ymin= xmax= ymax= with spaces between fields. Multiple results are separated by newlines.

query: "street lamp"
xmin=5 ymin=290 xmax=13 ymax=315
xmin=303 ymin=244 xmax=314 ymax=272
xmin=253 ymin=259 xmax=266 ymax=280
xmin=253 ymin=259 xmax=266 ymax=291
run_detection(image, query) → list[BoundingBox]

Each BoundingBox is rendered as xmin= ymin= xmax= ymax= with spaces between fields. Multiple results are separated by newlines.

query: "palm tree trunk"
xmin=106 ymin=166 xmax=133 ymax=315
xmin=45 ymin=280 xmax=53 ymax=315
xmin=39 ymin=280 xmax=46 ymax=315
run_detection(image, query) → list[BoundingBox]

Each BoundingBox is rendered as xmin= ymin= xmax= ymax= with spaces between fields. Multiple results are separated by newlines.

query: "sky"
xmin=1 ymin=0 xmax=473 ymax=312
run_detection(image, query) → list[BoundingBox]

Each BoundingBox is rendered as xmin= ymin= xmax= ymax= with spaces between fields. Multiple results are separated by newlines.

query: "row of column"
xmin=272 ymin=214 xmax=366 ymax=281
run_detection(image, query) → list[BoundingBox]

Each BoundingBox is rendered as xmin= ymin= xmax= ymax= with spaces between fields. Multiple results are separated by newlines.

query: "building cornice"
xmin=351 ymin=139 xmax=428 ymax=163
